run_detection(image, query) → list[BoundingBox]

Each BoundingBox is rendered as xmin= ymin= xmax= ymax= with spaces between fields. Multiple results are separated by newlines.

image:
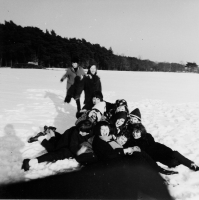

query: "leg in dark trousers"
xmin=131 ymin=152 xmax=178 ymax=175
xmin=64 ymin=95 xmax=72 ymax=103
xmin=169 ymin=151 xmax=193 ymax=168
xmin=37 ymin=148 xmax=74 ymax=163
xmin=75 ymin=98 xmax=81 ymax=112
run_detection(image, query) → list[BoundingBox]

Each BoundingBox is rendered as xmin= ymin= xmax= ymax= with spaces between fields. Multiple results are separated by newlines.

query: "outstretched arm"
xmin=60 ymin=70 xmax=69 ymax=82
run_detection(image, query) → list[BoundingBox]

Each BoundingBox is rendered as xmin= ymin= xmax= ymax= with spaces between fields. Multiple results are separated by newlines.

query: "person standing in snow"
xmin=21 ymin=120 xmax=94 ymax=171
xmin=125 ymin=123 xmax=199 ymax=172
xmin=60 ymin=56 xmax=86 ymax=113
xmin=84 ymin=61 xmax=102 ymax=107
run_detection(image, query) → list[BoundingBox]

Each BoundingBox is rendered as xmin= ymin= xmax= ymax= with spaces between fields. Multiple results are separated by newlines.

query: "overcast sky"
xmin=0 ymin=0 xmax=199 ymax=64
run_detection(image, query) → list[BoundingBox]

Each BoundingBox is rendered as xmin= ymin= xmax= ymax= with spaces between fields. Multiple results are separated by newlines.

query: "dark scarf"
xmin=73 ymin=67 xmax=78 ymax=73
xmin=89 ymin=73 xmax=98 ymax=82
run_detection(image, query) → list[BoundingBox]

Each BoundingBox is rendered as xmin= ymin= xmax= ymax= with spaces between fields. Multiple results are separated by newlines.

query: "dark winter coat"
xmin=40 ymin=131 xmax=62 ymax=152
xmin=75 ymin=136 xmax=98 ymax=165
xmin=92 ymin=136 xmax=125 ymax=161
xmin=61 ymin=66 xmax=86 ymax=98
xmin=84 ymin=74 xmax=102 ymax=105
xmin=124 ymin=132 xmax=174 ymax=165
xmin=37 ymin=126 xmax=93 ymax=163
xmin=92 ymin=133 xmax=165 ymax=175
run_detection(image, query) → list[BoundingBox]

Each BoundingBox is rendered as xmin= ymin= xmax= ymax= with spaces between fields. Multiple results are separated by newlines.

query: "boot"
xmin=21 ymin=159 xmax=30 ymax=171
xmin=190 ymin=163 xmax=199 ymax=171
xmin=28 ymin=126 xmax=49 ymax=143
xmin=28 ymin=132 xmax=46 ymax=143
xmin=158 ymin=166 xmax=178 ymax=175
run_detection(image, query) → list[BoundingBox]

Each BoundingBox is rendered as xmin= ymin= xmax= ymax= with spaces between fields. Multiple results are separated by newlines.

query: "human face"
xmin=130 ymin=117 xmax=140 ymax=124
xmin=132 ymin=130 xmax=141 ymax=139
xmin=79 ymin=131 xmax=89 ymax=136
xmin=115 ymin=118 xmax=125 ymax=128
xmin=72 ymin=63 xmax=78 ymax=68
xmin=92 ymin=97 xmax=101 ymax=105
xmin=100 ymin=125 xmax=110 ymax=136
xmin=116 ymin=135 xmax=128 ymax=146
xmin=116 ymin=106 xmax=126 ymax=112
xmin=90 ymin=65 xmax=97 ymax=75
xmin=89 ymin=110 xmax=97 ymax=121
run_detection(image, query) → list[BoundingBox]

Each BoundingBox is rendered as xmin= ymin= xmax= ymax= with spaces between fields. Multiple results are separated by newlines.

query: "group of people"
xmin=20 ymin=57 xmax=199 ymax=198
xmin=60 ymin=56 xmax=101 ymax=117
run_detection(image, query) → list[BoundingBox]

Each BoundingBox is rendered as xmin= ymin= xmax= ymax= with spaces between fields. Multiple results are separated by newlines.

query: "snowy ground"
xmin=1 ymin=68 xmax=199 ymax=200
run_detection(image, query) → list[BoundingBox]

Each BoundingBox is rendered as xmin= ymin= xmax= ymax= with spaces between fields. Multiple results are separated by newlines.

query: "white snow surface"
xmin=1 ymin=68 xmax=199 ymax=199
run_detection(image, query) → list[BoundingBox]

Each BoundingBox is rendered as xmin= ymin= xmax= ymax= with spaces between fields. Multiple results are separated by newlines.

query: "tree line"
xmin=0 ymin=20 xmax=198 ymax=72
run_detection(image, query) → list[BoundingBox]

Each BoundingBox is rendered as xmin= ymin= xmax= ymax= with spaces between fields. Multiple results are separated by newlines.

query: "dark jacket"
xmin=92 ymin=136 xmax=124 ymax=161
xmin=37 ymin=126 xmax=93 ymax=163
xmin=40 ymin=131 xmax=62 ymax=152
xmin=84 ymin=74 xmax=102 ymax=105
xmin=124 ymin=132 xmax=174 ymax=164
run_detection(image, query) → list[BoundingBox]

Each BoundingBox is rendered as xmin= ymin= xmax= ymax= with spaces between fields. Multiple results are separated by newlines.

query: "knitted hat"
xmin=115 ymin=99 xmax=128 ymax=108
xmin=115 ymin=105 xmax=129 ymax=113
xmin=129 ymin=108 xmax=141 ymax=121
xmin=114 ymin=111 xmax=127 ymax=122
xmin=92 ymin=91 xmax=103 ymax=101
xmin=92 ymin=101 xmax=106 ymax=115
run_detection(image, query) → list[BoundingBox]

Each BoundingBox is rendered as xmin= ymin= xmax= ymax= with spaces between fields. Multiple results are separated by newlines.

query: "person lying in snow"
xmin=28 ymin=126 xmax=57 ymax=143
xmin=105 ymin=98 xmax=129 ymax=123
xmin=92 ymin=121 xmax=136 ymax=160
xmin=127 ymin=107 xmax=142 ymax=125
xmin=2 ymin=150 xmax=173 ymax=200
xmin=76 ymin=90 xmax=115 ymax=119
xmin=92 ymin=120 xmax=177 ymax=175
xmin=21 ymin=120 xmax=96 ymax=171
xmin=125 ymin=122 xmax=199 ymax=172
xmin=75 ymin=100 xmax=108 ymax=127
xmin=110 ymin=111 xmax=128 ymax=137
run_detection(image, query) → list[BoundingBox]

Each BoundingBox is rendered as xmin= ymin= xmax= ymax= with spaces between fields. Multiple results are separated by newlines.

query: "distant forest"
xmin=0 ymin=21 xmax=198 ymax=72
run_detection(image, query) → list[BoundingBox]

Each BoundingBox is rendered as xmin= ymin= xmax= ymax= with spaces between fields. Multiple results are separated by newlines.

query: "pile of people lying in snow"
xmin=22 ymin=90 xmax=199 ymax=175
